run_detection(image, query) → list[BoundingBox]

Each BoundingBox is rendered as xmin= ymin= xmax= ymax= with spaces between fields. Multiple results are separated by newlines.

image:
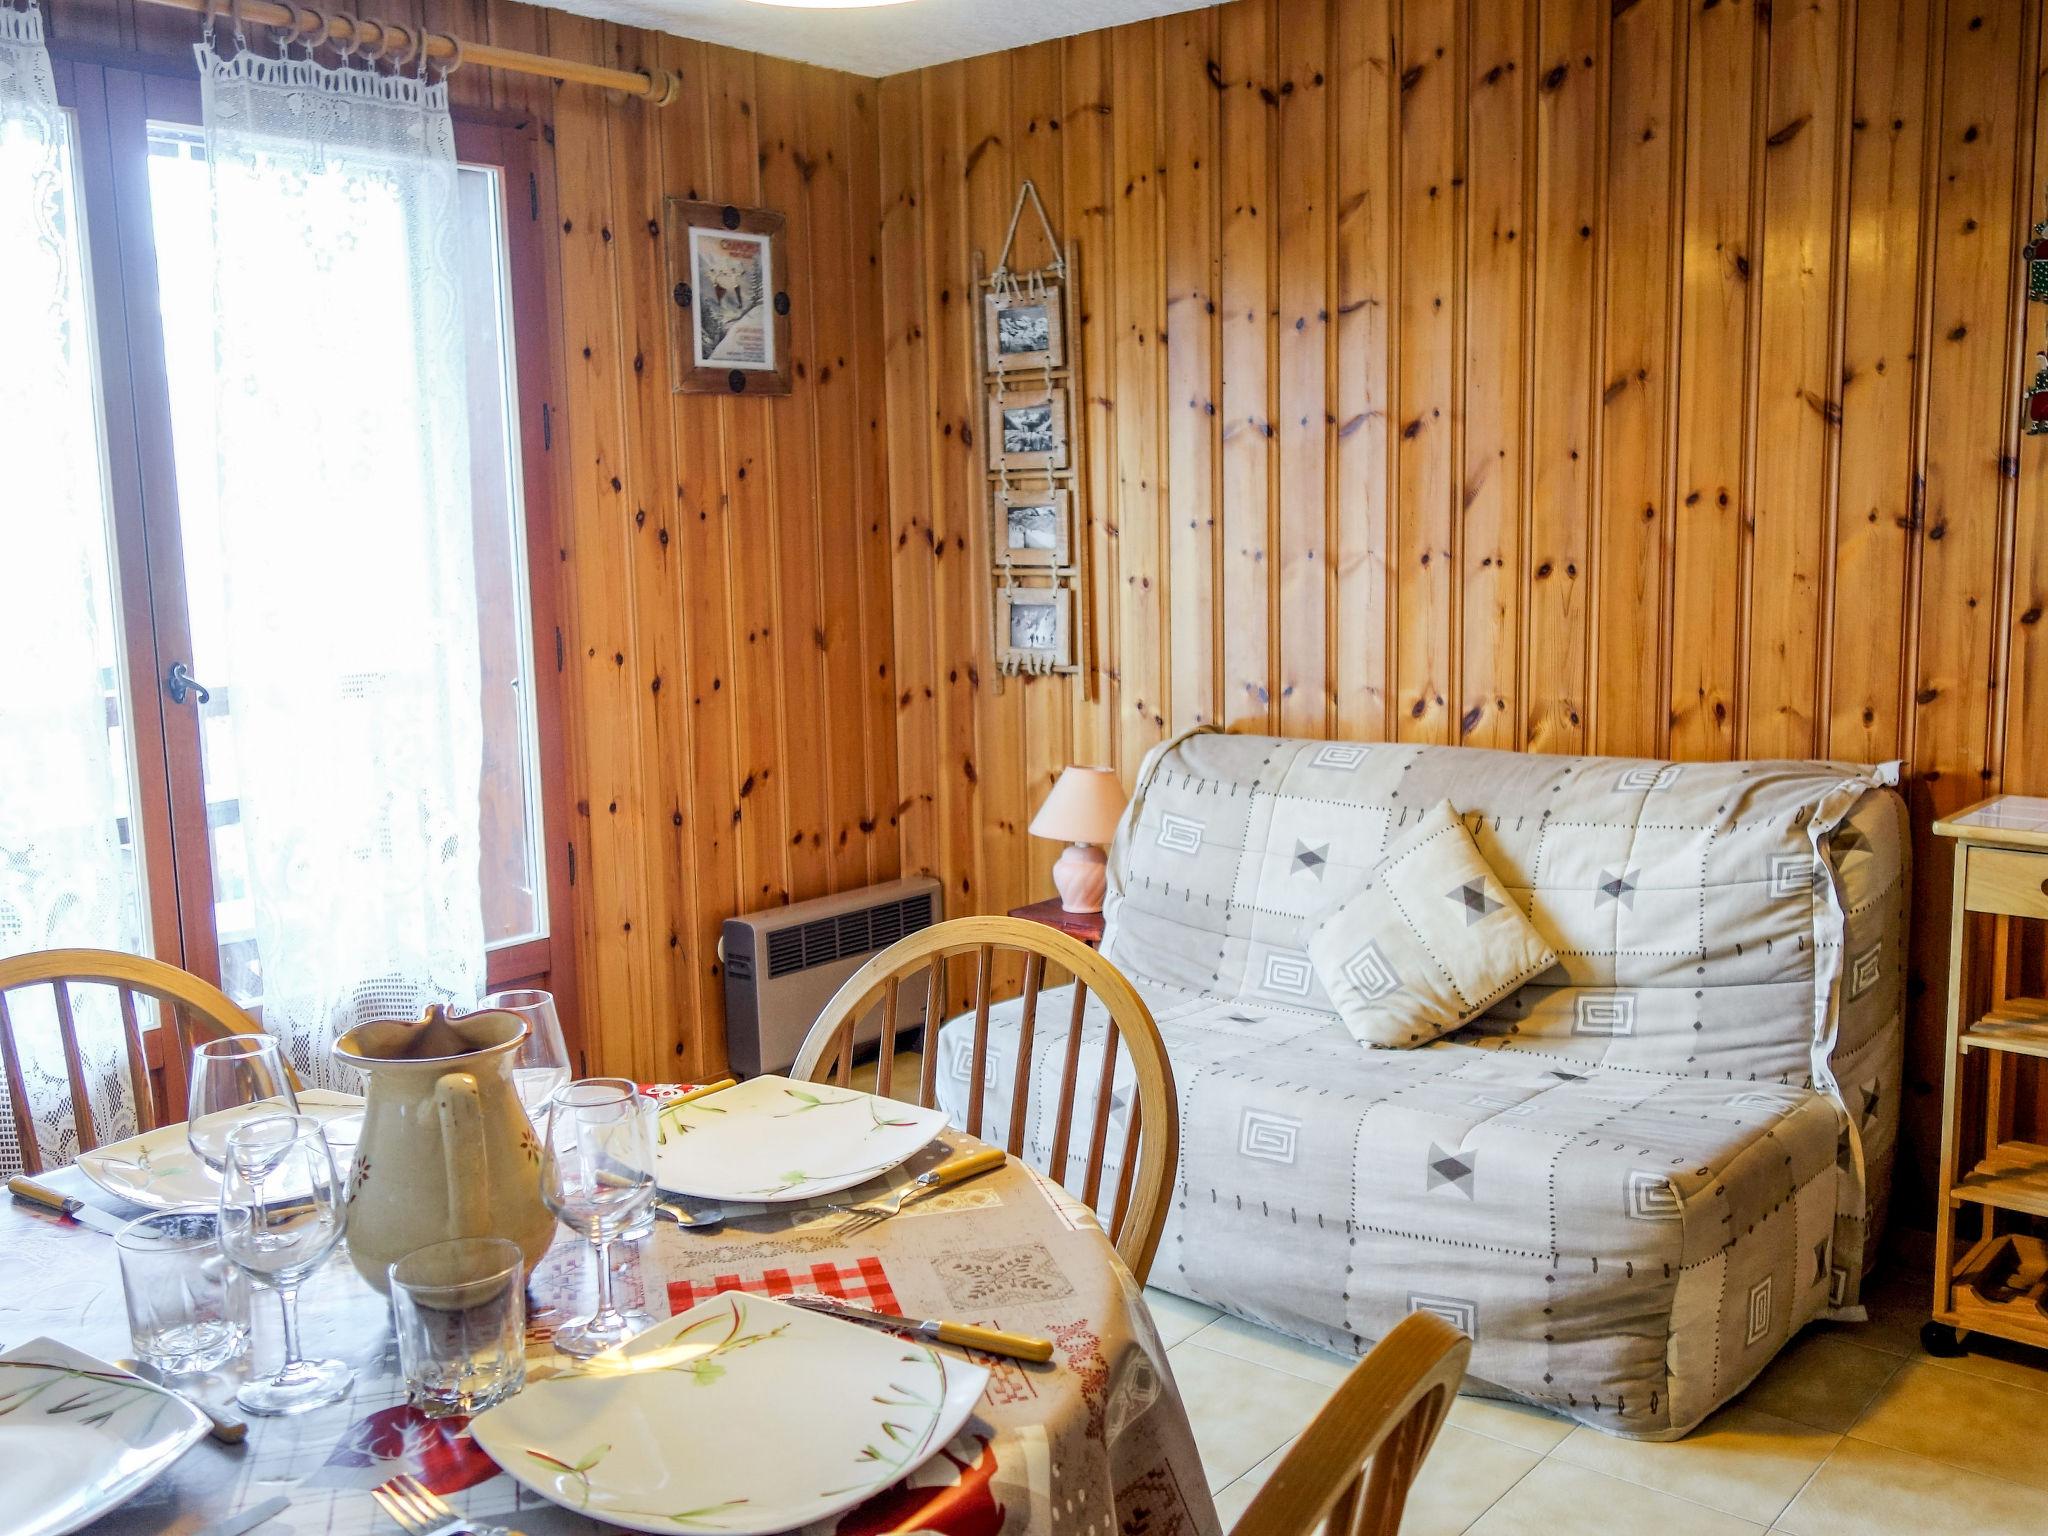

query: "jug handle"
xmin=434 ymin=1070 xmax=489 ymax=1238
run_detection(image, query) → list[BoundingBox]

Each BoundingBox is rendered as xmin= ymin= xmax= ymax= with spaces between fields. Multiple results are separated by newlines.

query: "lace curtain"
xmin=195 ymin=29 xmax=485 ymax=1087
xmin=0 ymin=0 xmax=144 ymax=1177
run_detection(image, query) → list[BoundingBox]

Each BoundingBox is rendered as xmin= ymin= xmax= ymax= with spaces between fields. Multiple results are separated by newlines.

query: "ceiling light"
xmin=742 ymin=0 xmax=919 ymax=8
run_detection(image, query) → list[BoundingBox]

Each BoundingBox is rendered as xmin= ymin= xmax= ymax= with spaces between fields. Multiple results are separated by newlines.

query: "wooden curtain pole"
xmin=135 ymin=0 xmax=679 ymax=104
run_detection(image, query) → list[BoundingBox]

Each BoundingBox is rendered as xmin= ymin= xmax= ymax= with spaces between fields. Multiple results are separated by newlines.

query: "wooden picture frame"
xmin=664 ymin=197 xmax=793 ymax=396
xmin=991 ymin=485 xmax=1072 ymax=570
xmin=996 ymin=585 xmax=1073 ymax=670
xmin=987 ymin=383 xmax=1069 ymax=473
xmin=984 ymin=284 xmax=1065 ymax=374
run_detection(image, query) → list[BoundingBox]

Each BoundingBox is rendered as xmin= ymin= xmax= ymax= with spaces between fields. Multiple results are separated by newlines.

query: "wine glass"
xmin=216 ymin=1113 xmax=353 ymax=1415
xmin=541 ymin=1078 xmax=656 ymax=1358
xmin=480 ymin=989 xmax=572 ymax=1125
xmin=188 ymin=1035 xmax=300 ymax=1174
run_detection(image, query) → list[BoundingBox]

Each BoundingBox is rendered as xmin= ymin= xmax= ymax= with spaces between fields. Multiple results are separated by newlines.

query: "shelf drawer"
xmin=1964 ymin=846 xmax=2048 ymax=918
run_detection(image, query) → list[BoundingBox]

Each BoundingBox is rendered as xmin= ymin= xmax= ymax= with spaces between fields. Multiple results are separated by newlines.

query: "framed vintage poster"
xmin=983 ymin=284 xmax=1065 ymax=374
xmin=990 ymin=485 xmax=1072 ymax=570
xmin=995 ymin=585 xmax=1073 ymax=671
xmin=987 ymin=383 xmax=1069 ymax=474
xmin=664 ymin=198 xmax=793 ymax=396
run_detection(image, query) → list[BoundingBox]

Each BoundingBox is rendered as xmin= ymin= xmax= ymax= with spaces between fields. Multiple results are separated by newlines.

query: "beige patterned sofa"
xmin=936 ymin=727 xmax=1908 ymax=1439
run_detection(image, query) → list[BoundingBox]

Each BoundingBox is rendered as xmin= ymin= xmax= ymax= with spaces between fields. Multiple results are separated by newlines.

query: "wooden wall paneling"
xmin=1007 ymin=41 xmax=1071 ymax=889
xmin=1061 ymin=27 xmax=1119 ymax=770
xmin=801 ymin=69 xmax=880 ymax=892
xmin=1110 ymin=22 xmax=1166 ymax=773
xmin=429 ymin=0 xmax=496 ymax=115
xmin=1590 ymin=0 xmax=1680 ymax=757
xmin=1332 ymin=0 xmax=1395 ymax=741
xmin=1666 ymin=0 xmax=1758 ymax=761
xmin=1825 ymin=0 xmax=1934 ymax=764
xmin=1275 ymin=0 xmax=1330 ymax=737
xmin=1523 ymin=0 xmax=1598 ymax=754
xmin=2007 ymin=8 xmax=2048 ymax=804
xmin=756 ymin=55 xmax=833 ymax=907
xmin=1459 ymin=0 xmax=1529 ymax=749
xmin=1160 ymin=9 xmax=1221 ymax=735
xmin=1394 ymin=0 xmax=1459 ymax=742
xmin=1218 ymin=0 xmax=1277 ymax=730
xmin=1744 ymin=0 xmax=1845 ymax=760
xmin=878 ymin=73 xmax=941 ymax=891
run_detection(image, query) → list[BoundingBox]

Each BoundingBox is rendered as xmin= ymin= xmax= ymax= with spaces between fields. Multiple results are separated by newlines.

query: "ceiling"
xmin=540 ymin=0 xmax=1219 ymax=77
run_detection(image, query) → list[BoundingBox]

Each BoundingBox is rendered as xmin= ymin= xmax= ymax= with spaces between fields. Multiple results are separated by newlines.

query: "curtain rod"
xmin=131 ymin=0 xmax=679 ymax=103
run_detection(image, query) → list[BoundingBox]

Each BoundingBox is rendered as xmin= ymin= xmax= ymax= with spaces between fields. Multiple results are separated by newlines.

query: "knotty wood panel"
xmin=877 ymin=0 xmax=2048 ymax=1218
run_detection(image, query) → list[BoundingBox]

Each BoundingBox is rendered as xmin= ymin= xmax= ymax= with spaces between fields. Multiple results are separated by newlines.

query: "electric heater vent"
xmin=764 ymin=891 xmax=936 ymax=979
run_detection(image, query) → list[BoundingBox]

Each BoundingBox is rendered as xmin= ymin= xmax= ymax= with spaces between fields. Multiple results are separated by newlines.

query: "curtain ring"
xmin=294 ymin=5 xmax=326 ymax=56
xmin=433 ymin=30 xmax=463 ymax=78
xmin=226 ymin=0 xmax=248 ymax=50
xmin=329 ymin=10 xmax=358 ymax=61
xmin=386 ymin=18 xmax=419 ymax=69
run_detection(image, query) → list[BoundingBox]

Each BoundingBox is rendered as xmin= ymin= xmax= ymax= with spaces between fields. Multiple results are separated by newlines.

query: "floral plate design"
xmin=647 ymin=1074 xmax=947 ymax=1204
xmin=75 ymin=1088 xmax=365 ymax=1210
xmin=0 ymin=1337 xmax=209 ymax=1536
xmin=469 ymin=1293 xmax=989 ymax=1535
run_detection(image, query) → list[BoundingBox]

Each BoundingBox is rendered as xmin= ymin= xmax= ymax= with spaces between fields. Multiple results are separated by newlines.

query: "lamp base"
xmin=1051 ymin=842 xmax=1108 ymax=914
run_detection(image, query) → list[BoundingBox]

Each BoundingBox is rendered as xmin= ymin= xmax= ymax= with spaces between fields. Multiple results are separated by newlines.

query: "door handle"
xmin=165 ymin=661 xmax=212 ymax=707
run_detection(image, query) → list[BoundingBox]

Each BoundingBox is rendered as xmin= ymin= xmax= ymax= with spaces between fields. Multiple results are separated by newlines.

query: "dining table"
xmin=0 ymin=1107 xmax=1222 ymax=1536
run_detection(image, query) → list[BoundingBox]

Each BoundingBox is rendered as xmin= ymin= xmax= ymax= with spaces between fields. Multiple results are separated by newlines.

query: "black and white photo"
xmin=991 ymin=487 xmax=1070 ymax=569
xmin=995 ymin=586 xmax=1072 ymax=670
xmin=986 ymin=384 xmax=1068 ymax=472
xmin=984 ymin=284 xmax=1065 ymax=373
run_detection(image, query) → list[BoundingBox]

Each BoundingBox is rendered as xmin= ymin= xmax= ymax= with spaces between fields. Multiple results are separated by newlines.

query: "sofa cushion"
xmin=1309 ymin=799 xmax=1557 ymax=1047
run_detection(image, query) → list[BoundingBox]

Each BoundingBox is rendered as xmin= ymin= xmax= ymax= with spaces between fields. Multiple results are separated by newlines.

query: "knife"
xmin=191 ymin=1494 xmax=289 ymax=1536
xmin=784 ymin=1291 xmax=1055 ymax=1363
xmin=116 ymin=1356 xmax=249 ymax=1445
xmin=7 ymin=1176 xmax=127 ymax=1236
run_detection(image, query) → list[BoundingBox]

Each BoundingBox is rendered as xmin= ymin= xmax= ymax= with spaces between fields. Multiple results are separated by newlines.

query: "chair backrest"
xmin=1231 ymin=1311 xmax=1471 ymax=1536
xmin=0 ymin=947 xmax=281 ymax=1173
xmin=791 ymin=915 xmax=1180 ymax=1283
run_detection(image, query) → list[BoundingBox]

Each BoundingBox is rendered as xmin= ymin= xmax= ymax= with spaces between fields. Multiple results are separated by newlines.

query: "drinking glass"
xmin=188 ymin=1035 xmax=300 ymax=1174
xmin=540 ymin=1078 xmax=656 ymax=1357
xmin=217 ymin=1113 xmax=353 ymax=1415
xmin=115 ymin=1207 xmax=251 ymax=1373
xmin=481 ymin=989 xmax=572 ymax=1124
xmin=389 ymin=1237 xmax=527 ymax=1416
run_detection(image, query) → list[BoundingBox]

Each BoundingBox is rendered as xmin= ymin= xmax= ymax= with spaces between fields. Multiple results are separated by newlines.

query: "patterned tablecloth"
xmin=0 ymin=1127 xmax=1219 ymax=1536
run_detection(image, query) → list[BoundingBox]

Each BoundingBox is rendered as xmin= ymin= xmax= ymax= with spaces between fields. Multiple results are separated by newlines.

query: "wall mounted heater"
xmin=720 ymin=875 xmax=943 ymax=1078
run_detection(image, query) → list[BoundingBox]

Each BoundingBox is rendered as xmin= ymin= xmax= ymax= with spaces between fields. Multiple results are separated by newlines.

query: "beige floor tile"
xmin=1445 ymin=1393 xmax=1574 ymax=1454
xmin=1399 ymin=1425 xmax=1541 ymax=1536
xmin=1774 ymin=1436 xmax=2048 ymax=1536
xmin=1211 ymin=1439 xmax=1292 ymax=1530
xmin=1551 ymin=1404 xmax=1838 ymax=1526
xmin=1189 ymin=1313 xmax=1358 ymax=1386
xmin=1851 ymin=1360 xmax=2048 ymax=1491
xmin=1467 ymin=1459 xmax=1763 ymax=1536
xmin=1145 ymin=1286 xmax=1224 ymax=1349
xmin=1837 ymin=1264 xmax=2048 ymax=1394
xmin=1735 ymin=1331 xmax=1902 ymax=1432
xmin=1168 ymin=1340 xmax=1337 ymax=1492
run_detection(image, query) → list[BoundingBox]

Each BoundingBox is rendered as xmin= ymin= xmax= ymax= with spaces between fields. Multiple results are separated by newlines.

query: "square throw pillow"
xmin=1307 ymin=798 xmax=1556 ymax=1048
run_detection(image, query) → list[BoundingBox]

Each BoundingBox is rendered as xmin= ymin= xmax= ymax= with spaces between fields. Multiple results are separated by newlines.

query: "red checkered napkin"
xmin=667 ymin=1256 xmax=900 ymax=1316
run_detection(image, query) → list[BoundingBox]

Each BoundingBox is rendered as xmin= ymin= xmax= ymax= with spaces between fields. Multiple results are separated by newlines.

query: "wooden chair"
xmin=790 ymin=915 xmax=1179 ymax=1283
xmin=1231 ymin=1311 xmax=1472 ymax=1536
xmin=0 ymin=947 xmax=284 ymax=1173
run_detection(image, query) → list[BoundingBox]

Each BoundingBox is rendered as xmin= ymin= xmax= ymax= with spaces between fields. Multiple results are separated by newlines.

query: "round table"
xmin=0 ymin=1127 xmax=1219 ymax=1536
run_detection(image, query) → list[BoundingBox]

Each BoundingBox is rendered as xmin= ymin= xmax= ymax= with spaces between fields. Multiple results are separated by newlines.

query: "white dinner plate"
xmin=471 ymin=1293 xmax=988 ymax=1535
xmin=649 ymin=1074 xmax=947 ymax=1204
xmin=0 ymin=1338 xmax=208 ymax=1536
xmin=75 ymin=1089 xmax=364 ymax=1210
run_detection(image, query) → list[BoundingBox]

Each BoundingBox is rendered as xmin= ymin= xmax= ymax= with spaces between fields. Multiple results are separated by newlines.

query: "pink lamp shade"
xmin=1030 ymin=766 xmax=1126 ymax=914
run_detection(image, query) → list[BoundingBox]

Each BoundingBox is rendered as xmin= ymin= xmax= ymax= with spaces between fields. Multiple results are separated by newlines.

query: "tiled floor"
xmin=1152 ymin=1264 xmax=2048 ymax=1535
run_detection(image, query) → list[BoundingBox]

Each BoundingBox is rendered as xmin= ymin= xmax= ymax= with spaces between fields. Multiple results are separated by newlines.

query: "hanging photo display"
xmin=990 ymin=485 xmax=1072 ymax=569
xmin=987 ymin=383 xmax=1069 ymax=475
xmin=984 ymin=285 xmax=1065 ymax=373
xmin=996 ymin=586 xmax=1073 ymax=672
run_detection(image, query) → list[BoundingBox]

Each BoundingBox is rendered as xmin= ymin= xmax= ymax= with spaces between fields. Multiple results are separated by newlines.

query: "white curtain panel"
xmin=0 ymin=0 xmax=144 ymax=1176
xmin=195 ymin=33 xmax=486 ymax=1087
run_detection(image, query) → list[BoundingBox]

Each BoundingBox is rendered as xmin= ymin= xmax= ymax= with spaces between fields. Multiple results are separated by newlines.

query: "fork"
xmin=371 ymin=1473 xmax=520 ymax=1536
xmin=830 ymin=1146 xmax=1005 ymax=1241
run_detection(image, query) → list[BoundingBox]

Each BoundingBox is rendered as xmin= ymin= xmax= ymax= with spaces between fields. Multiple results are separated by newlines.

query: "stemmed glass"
xmin=540 ymin=1078 xmax=656 ymax=1358
xmin=481 ymin=989 xmax=572 ymax=1125
xmin=216 ymin=1113 xmax=353 ymax=1415
xmin=188 ymin=1035 xmax=300 ymax=1174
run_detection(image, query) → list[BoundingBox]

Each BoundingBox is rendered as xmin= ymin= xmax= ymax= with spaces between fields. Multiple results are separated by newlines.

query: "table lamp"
xmin=1029 ymin=766 xmax=1127 ymax=914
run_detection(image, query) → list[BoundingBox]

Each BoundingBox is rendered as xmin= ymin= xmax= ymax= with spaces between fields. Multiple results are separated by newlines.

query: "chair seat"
xmin=934 ymin=977 xmax=1847 ymax=1439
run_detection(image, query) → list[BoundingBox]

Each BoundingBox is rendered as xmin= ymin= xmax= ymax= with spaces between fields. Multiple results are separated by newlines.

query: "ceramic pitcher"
xmin=332 ymin=1004 xmax=556 ymax=1293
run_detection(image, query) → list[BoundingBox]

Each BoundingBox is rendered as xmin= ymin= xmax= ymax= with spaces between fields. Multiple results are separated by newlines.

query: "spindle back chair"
xmin=790 ymin=916 xmax=1179 ymax=1282
xmin=0 ymin=947 xmax=286 ymax=1173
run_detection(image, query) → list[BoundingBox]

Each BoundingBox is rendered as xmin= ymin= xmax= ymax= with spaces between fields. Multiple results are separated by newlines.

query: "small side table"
xmin=1928 ymin=795 xmax=2048 ymax=1357
xmin=1008 ymin=897 xmax=1105 ymax=947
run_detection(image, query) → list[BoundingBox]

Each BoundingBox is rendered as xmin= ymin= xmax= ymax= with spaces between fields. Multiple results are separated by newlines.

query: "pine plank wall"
xmin=39 ymin=0 xmax=2048 ymax=1218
